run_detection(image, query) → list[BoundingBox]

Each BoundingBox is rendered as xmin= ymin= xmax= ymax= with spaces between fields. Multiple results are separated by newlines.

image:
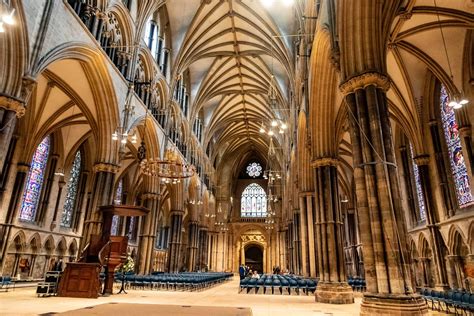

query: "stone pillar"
xmin=298 ymin=196 xmax=309 ymax=276
xmin=197 ymin=226 xmax=206 ymax=270
xmin=414 ymin=156 xmax=449 ymax=289
xmin=167 ymin=210 xmax=184 ymax=273
xmin=186 ymin=221 xmax=199 ymax=271
xmin=50 ymin=179 xmax=66 ymax=230
xmin=80 ymin=163 xmax=117 ymax=250
xmin=293 ymin=211 xmax=302 ymax=275
xmin=287 ymin=222 xmax=294 ymax=273
xmin=313 ymin=159 xmax=354 ymax=304
xmin=0 ymin=164 xmax=29 ymax=268
xmin=138 ymin=192 xmax=160 ymax=274
xmin=342 ymin=74 xmax=427 ymax=314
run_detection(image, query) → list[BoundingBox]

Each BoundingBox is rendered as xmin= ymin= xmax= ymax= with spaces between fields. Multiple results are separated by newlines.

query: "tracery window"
xmin=410 ymin=145 xmax=426 ymax=222
xmin=246 ymin=162 xmax=262 ymax=178
xmin=241 ymin=183 xmax=267 ymax=217
xmin=61 ymin=151 xmax=82 ymax=227
xmin=19 ymin=136 xmax=51 ymax=222
xmin=440 ymin=85 xmax=474 ymax=207
xmin=111 ymin=179 xmax=123 ymax=235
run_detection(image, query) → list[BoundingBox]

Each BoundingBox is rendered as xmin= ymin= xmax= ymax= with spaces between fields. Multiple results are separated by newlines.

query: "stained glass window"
xmin=61 ymin=151 xmax=82 ymax=227
xmin=128 ymin=216 xmax=137 ymax=241
xmin=111 ymin=179 xmax=123 ymax=235
xmin=410 ymin=144 xmax=426 ymax=222
xmin=241 ymin=183 xmax=267 ymax=217
xmin=19 ymin=136 xmax=51 ymax=222
xmin=440 ymin=85 xmax=474 ymax=207
xmin=246 ymin=162 xmax=262 ymax=178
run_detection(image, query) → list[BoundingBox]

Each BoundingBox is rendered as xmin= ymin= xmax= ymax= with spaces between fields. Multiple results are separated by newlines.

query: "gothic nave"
xmin=0 ymin=0 xmax=473 ymax=315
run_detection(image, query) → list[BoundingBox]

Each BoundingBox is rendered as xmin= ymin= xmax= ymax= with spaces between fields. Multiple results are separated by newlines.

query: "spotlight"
xmin=2 ymin=9 xmax=15 ymax=25
xmin=268 ymin=130 xmax=274 ymax=136
xmin=281 ymin=123 xmax=287 ymax=129
xmin=260 ymin=0 xmax=275 ymax=7
xmin=259 ymin=127 xmax=265 ymax=133
xmin=271 ymin=120 xmax=278 ymax=127
xmin=460 ymin=99 xmax=469 ymax=105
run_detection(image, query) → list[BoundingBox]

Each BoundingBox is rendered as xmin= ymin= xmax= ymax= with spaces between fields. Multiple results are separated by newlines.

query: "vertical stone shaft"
xmin=415 ymin=158 xmax=448 ymax=287
xmin=80 ymin=164 xmax=116 ymax=250
xmin=313 ymin=161 xmax=353 ymax=304
xmin=186 ymin=221 xmax=199 ymax=271
xmin=138 ymin=193 xmax=160 ymax=274
xmin=167 ymin=210 xmax=183 ymax=273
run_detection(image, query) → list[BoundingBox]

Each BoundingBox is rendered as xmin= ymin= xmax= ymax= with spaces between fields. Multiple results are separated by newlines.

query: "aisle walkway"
xmin=0 ymin=277 xmax=362 ymax=315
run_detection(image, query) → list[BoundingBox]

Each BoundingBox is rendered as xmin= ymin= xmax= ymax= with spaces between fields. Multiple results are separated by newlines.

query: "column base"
xmin=315 ymin=282 xmax=354 ymax=304
xmin=360 ymin=293 xmax=428 ymax=315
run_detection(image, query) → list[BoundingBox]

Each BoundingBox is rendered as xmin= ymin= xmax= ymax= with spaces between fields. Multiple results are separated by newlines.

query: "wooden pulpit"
xmin=58 ymin=205 xmax=149 ymax=297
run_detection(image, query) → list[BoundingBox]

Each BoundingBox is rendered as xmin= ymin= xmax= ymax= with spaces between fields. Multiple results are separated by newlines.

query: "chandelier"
xmin=139 ymin=156 xmax=195 ymax=181
xmin=259 ymin=119 xmax=287 ymax=136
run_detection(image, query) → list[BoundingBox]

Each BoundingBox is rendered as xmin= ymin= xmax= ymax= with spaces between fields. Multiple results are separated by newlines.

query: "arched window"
xmin=61 ymin=151 xmax=82 ymax=227
xmin=241 ymin=183 xmax=267 ymax=217
xmin=410 ymin=145 xmax=426 ymax=222
xmin=440 ymin=85 xmax=473 ymax=207
xmin=19 ymin=136 xmax=51 ymax=222
xmin=111 ymin=179 xmax=123 ymax=235
xmin=144 ymin=17 xmax=160 ymax=58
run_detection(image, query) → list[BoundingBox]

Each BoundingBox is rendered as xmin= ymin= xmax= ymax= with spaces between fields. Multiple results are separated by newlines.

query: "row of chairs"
xmin=118 ymin=272 xmax=233 ymax=291
xmin=420 ymin=288 xmax=474 ymax=315
xmin=240 ymin=274 xmax=317 ymax=295
xmin=0 ymin=276 xmax=13 ymax=292
xmin=348 ymin=277 xmax=366 ymax=292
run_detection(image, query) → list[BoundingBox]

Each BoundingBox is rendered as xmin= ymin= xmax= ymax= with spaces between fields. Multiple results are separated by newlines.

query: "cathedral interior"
xmin=0 ymin=0 xmax=473 ymax=315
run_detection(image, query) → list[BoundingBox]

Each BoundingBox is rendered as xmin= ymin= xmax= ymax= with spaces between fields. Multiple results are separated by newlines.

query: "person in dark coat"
xmin=239 ymin=265 xmax=246 ymax=280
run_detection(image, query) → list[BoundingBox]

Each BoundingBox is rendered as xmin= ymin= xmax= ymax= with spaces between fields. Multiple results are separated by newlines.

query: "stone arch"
xmin=27 ymin=233 xmax=41 ymax=254
xmin=11 ymin=230 xmax=26 ymax=253
xmin=309 ymin=27 xmax=339 ymax=159
xmin=56 ymin=237 xmax=67 ymax=257
xmin=106 ymin=2 xmax=134 ymax=49
xmin=43 ymin=235 xmax=55 ymax=255
xmin=33 ymin=43 xmax=120 ymax=163
xmin=0 ymin=0 xmax=29 ymax=101
xmin=448 ymin=225 xmax=468 ymax=255
xmin=68 ymin=239 xmax=78 ymax=262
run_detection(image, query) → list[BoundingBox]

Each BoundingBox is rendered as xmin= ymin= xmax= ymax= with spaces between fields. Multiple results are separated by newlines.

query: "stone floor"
xmin=0 ymin=278 xmax=364 ymax=316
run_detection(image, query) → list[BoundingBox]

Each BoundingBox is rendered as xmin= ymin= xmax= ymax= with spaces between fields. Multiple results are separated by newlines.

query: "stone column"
xmin=293 ymin=210 xmax=302 ymax=275
xmin=414 ymin=156 xmax=449 ymax=289
xmin=50 ymin=179 xmax=66 ymax=230
xmin=138 ymin=192 xmax=160 ymax=274
xmin=167 ymin=210 xmax=184 ymax=273
xmin=342 ymin=74 xmax=427 ymax=314
xmin=0 ymin=163 xmax=29 ymax=268
xmin=287 ymin=222 xmax=294 ymax=273
xmin=186 ymin=221 xmax=199 ymax=271
xmin=298 ymin=196 xmax=309 ymax=276
xmin=80 ymin=163 xmax=117 ymax=250
xmin=313 ymin=159 xmax=354 ymax=304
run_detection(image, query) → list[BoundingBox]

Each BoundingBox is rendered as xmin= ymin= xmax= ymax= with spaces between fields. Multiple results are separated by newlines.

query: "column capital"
xmin=299 ymin=191 xmax=315 ymax=197
xmin=170 ymin=209 xmax=184 ymax=215
xmin=0 ymin=95 xmax=26 ymax=117
xmin=142 ymin=192 xmax=161 ymax=200
xmin=311 ymin=157 xmax=339 ymax=168
xmin=93 ymin=162 xmax=119 ymax=174
xmin=339 ymin=72 xmax=390 ymax=95
xmin=413 ymin=155 xmax=430 ymax=166
xmin=16 ymin=163 xmax=30 ymax=173
xmin=459 ymin=126 xmax=471 ymax=137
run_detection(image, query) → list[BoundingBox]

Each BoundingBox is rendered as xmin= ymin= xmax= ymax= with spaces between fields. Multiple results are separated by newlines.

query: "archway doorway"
xmin=245 ymin=245 xmax=263 ymax=274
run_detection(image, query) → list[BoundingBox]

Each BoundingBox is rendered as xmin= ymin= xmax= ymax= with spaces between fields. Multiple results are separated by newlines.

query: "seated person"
xmin=251 ymin=271 xmax=260 ymax=279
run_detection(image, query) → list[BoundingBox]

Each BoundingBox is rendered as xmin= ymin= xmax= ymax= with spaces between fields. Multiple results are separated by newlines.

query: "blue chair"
xmin=247 ymin=278 xmax=257 ymax=294
xmin=297 ymin=279 xmax=307 ymax=295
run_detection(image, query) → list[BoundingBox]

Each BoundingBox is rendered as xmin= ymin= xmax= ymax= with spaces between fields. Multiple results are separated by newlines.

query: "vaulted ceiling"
xmin=166 ymin=0 xmax=297 ymax=169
